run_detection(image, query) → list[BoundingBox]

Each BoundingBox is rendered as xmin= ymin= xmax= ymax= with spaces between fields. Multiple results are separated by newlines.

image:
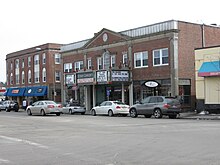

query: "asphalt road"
xmin=0 ymin=111 xmax=220 ymax=165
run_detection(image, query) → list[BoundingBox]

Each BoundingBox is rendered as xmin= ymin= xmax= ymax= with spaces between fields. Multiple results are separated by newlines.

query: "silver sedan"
xmin=26 ymin=100 xmax=62 ymax=116
xmin=62 ymin=103 xmax=86 ymax=115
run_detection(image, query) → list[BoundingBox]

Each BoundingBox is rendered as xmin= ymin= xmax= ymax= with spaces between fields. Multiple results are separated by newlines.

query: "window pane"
xmin=142 ymin=52 xmax=148 ymax=66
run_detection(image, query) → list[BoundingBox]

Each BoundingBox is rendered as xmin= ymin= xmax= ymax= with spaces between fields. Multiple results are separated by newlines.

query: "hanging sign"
xmin=145 ymin=81 xmax=159 ymax=87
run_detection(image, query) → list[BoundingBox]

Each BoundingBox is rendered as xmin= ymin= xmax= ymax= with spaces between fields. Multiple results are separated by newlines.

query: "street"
xmin=0 ymin=111 xmax=220 ymax=165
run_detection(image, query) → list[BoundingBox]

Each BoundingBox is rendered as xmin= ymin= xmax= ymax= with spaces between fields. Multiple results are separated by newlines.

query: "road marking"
xmin=0 ymin=158 xmax=10 ymax=163
xmin=0 ymin=135 xmax=48 ymax=149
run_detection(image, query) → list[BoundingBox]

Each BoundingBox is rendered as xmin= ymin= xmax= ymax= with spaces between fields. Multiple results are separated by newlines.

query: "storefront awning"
xmin=6 ymin=87 xmax=26 ymax=97
xmin=198 ymin=61 xmax=220 ymax=77
xmin=34 ymin=86 xmax=47 ymax=96
xmin=24 ymin=86 xmax=47 ymax=96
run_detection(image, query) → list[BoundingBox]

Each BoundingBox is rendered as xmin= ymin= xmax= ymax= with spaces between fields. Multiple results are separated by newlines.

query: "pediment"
xmin=84 ymin=28 xmax=130 ymax=49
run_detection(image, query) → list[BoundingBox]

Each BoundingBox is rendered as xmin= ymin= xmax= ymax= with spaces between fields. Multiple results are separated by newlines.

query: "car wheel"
xmin=91 ymin=109 xmax=96 ymax=116
xmin=154 ymin=109 xmax=162 ymax=118
xmin=27 ymin=109 xmax=32 ymax=116
xmin=69 ymin=109 xmax=72 ymax=114
xmin=130 ymin=108 xmax=138 ymax=118
xmin=41 ymin=110 xmax=46 ymax=116
xmin=6 ymin=107 xmax=10 ymax=112
xmin=169 ymin=114 xmax=177 ymax=119
xmin=108 ymin=110 xmax=114 ymax=117
xmin=81 ymin=112 xmax=85 ymax=115
xmin=144 ymin=114 xmax=152 ymax=118
xmin=56 ymin=113 xmax=61 ymax=116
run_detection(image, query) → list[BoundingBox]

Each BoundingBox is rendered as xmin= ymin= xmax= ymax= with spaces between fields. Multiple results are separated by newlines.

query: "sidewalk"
xmin=180 ymin=111 xmax=220 ymax=120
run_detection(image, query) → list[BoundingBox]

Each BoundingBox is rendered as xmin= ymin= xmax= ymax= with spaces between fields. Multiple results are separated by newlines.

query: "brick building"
xmin=5 ymin=43 xmax=62 ymax=106
xmin=60 ymin=20 xmax=220 ymax=112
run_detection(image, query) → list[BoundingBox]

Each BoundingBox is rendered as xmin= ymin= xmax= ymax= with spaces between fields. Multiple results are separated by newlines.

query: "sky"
xmin=0 ymin=0 xmax=219 ymax=82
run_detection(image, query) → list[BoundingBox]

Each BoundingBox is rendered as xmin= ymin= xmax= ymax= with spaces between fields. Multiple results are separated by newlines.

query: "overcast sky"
xmin=0 ymin=0 xmax=219 ymax=82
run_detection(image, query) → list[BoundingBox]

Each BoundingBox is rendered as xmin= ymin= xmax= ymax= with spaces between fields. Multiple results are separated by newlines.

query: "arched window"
xmin=22 ymin=71 xmax=25 ymax=84
xmin=28 ymin=70 xmax=31 ymax=84
xmin=42 ymin=68 xmax=46 ymax=82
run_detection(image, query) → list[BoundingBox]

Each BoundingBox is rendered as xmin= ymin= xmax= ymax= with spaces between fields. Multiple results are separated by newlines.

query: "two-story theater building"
xmin=61 ymin=20 xmax=220 ymax=112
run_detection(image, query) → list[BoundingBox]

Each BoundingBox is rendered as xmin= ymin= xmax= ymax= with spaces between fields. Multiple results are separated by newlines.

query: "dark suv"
xmin=130 ymin=96 xmax=181 ymax=119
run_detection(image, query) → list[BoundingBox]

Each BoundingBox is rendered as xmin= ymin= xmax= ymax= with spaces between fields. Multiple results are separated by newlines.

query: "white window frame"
xmin=42 ymin=53 xmax=46 ymax=64
xmin=55 ymin=71 xmax=61 ymax=82
xmin=153 ymin=48 xmax=169 ymax=66
xmin=42 ymin=68 xmax=46 ymax=82
xmin=34 ymin=55 xmax=40 ymax=83
xmin=111 ymin=55 xmax=116 ymax=67
xmin=134 ymin=51 xmax=148 ymax=68
xmin=10 ymin=73 xmax=13 ymax=85
xmin=64 ymin=63 xmax=72 ymax=73
xmin=15 ymin=59 xmax=19 ymax=84
xmin=22 ymin=71 xmax=25 ymax=84
xmin=10 ymin=62 xmax=13 ymax=70
xmin=54 ymin=53 xmax=61 ymax=64
xmin=97 ymin=57 xmax=103 ymax=70
xmin=123 ymin=53 xmax=128 ymax=66
xmin=74 ymin=61 xmax=83 ymax=71
xmin=87 ymin=58 xmax=92 ymax=70
xmin=28 ymin=56 xmax=31 ymax=67
xmin=28 ymin=70 xmax=31 ymax=84
xmin=22 ymin=59 xmax=24 ymax=68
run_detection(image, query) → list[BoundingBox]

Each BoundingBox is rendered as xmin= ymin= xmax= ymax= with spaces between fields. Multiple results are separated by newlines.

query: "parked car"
xmin=0 ymin=100 xmax=19 ymax=112
xmin=26 ymin=100 xmax=62 ymax=116
xmin=91 ymin=101 xmax=129 ymax=117
xmin=130 ymin=96 xmax=181 ymax=119
xmin=62 ymin=102 xmax=86 ymax=115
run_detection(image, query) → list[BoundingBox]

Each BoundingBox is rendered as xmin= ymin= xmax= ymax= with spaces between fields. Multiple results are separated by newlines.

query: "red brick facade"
xmin=61 ymin=20 xmax=220 ymax=111
xmin=6 ymin=43 xmax=62 ymax=104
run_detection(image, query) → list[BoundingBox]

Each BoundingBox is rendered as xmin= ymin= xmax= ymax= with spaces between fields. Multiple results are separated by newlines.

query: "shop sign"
xmin=112 ymin=71 xmax=129 ymax=81
xmin=97 ymin=71 xmax=108 ymax=83
xmin=77 ymin=72 xmax=94 ymax=84
xmin=145 ymin=81 xmax=159 ymax=87
xmin=12 ymin=89 xmax=19 ymax=94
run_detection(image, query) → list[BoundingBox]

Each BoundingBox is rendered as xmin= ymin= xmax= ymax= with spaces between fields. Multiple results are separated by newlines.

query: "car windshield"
xmin=113 ymin=101 xmax=126 ymax=105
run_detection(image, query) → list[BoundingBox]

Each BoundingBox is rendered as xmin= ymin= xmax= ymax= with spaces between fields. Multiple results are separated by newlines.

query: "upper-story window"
xmin=22 ymin=71 xmax=25 ymax=84
xmin=28 ymin=56 xmax=31 ymax=67
xmin=22 ymin=59 xmax=24 ymax=68
xmin=97 ymin=57 xmax=103 ymax=70
xmin=111 ymin=55 xmax=116 ymax=68
xmin=87 ymin=58 xmax=92 ymax=70
xmin=28 ymin=70 xmax=31 ymax=84
xmin=75 ymin=61 xmax=83 ymax=71
xmin=10 ymin=61 xmax=13 ymax=70
xmin=64 ymin=63 xmax=72 ymax=73
xmin=15 ymin=59 xmax=19 ymax=69
xmin=42 ymin=68 xmax=46 ymax=82
xmin=55 ymin=71 xmax=61 ymax=82
xmin=15 ymin=59 xmax=19 ymax=84
xmin=34 ymin=55 xmax=40 ymax=83
xmin=42 ymin=53 xmax=46 ymax=64
xmin=123 ymin=53 xmax=128 ymax=66
xmin=34 ymin=55 xmax=39 ymax=65
xmin=54 ymin=53 xmax=61 ymax=64
xmin=134 ymin=51 xmax=148 ymax=68
xmin=153 ymin=48 xmax=169 ymax=66
xmin=10 ymin=73 xmax=13 ymax=85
